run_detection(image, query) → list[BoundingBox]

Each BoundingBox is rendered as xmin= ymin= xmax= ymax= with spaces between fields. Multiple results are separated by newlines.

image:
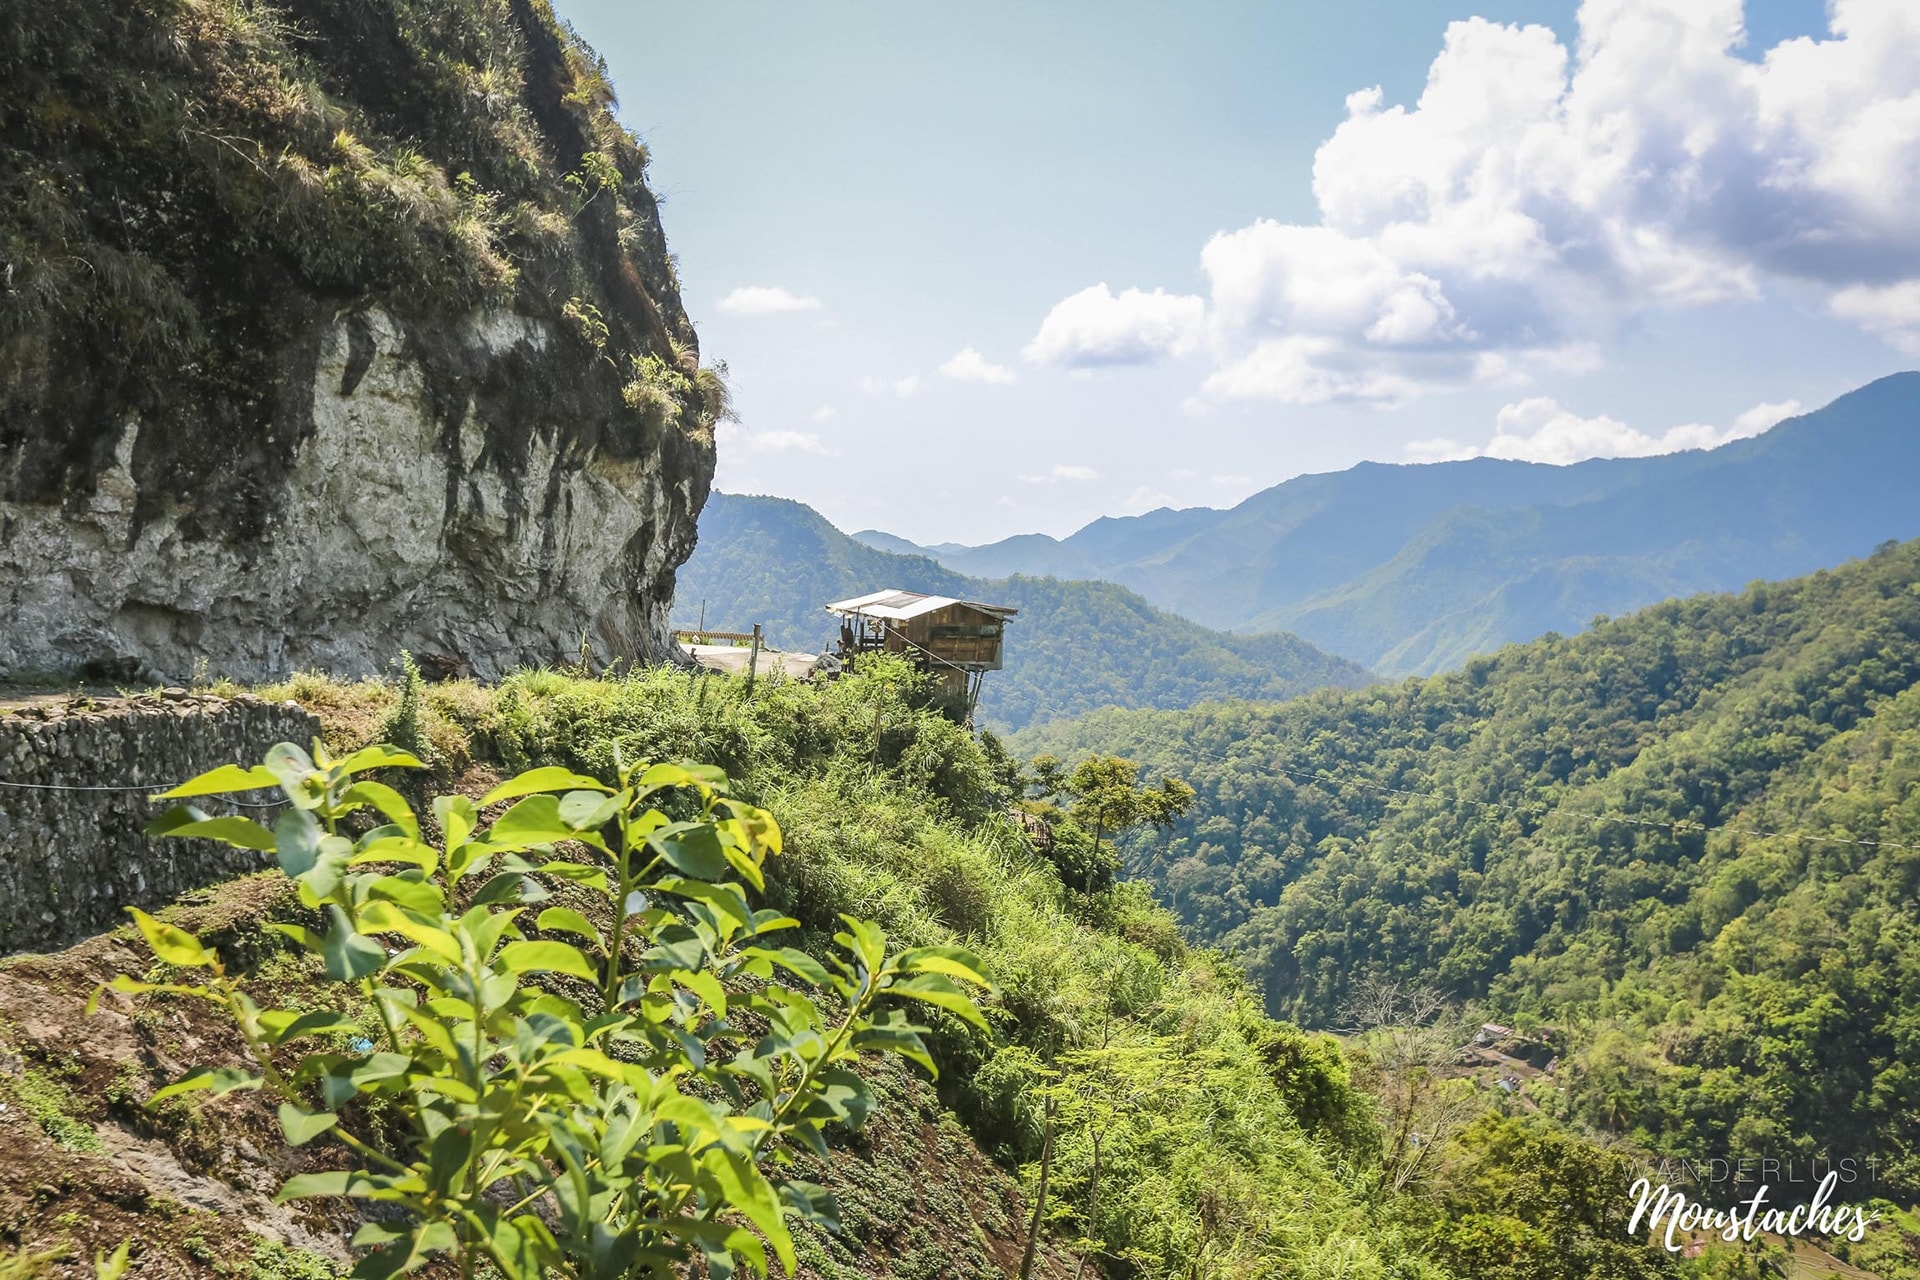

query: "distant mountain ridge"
xmin=859 ymin=373 xmax=1920 ymax=675
xmin=672 ymin=493 xmax=1372 ymax=731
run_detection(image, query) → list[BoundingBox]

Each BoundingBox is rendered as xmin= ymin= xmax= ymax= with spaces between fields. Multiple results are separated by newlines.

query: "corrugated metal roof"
xmin=825 ymin=588 xmax=1018 ymax=621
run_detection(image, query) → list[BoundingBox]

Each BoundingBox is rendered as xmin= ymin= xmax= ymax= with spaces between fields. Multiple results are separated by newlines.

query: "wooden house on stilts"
xmin=825 ymin=589 xmax=1017 ymax=714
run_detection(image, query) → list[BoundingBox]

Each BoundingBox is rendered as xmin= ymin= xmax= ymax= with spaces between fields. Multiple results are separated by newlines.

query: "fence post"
xmin=745 ymin=624 xmax=762 ymax=696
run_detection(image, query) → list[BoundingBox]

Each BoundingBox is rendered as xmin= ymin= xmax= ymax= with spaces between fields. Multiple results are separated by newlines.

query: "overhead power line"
xmin=0 ymin=777 xmax=286 ymax=809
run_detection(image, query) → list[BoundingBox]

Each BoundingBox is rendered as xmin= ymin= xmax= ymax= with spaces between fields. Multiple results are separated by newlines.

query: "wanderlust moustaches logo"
xmin=1628 ymin=1169 xmax=1883 ymax=1253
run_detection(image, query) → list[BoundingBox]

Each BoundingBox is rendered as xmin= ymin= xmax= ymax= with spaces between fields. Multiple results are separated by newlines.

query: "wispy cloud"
xmin=939 ymin=347 xmax=1017 ymax=384
xmin=741 ymin=430 xmax=830 ymax=455
xmin=1018 ymin=464 xmax=1100 ymax=484
xmin=858 ymin=374 xmax=920 ymax=398
xmin=1118 ymin=485 xmax=1178 ymax=513
xmin=808 ymin=404 xmax=837 ymax=422
xmin=716 ymin=285 xmax=823 ymax=316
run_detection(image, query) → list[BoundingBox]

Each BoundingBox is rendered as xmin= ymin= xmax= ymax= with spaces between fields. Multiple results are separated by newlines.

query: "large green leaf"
xmin=650 ymin=823 xmax=728 ymax=879
xmin=482 ymin=1214 xmax=552 ymax=1280
xmin=150 ymin=1066 xmax=261 ymax=1103
xmin=496 ymin=940 xmax=598 ymax=983
xmin=127 ymin=908 xmax=212 ymax=968
xmin=322 ymin=906 xmax=388 ymax=981
xmin=883 ymin=973 xmax=988 ymax=1029
xmin=257 ymin=1009 xmax=362 ymax=1043
xmin=558 ymin=788 xmax=621 ymax=830
xmin=892 ymin=944 xmax=993 ymax=989
xmin=275 ymin=807 xmax=323 ymax=877
xmin=481 ymin=767 xmax=609 ymax=807
xmin=367 ymin=873 xmax=445 ymax=916
xmin=348 ymin=834 xmax=440 ymax=873
xmin=490 ymin=795 xmax=607 ymax=850
xmin=335 ymin=744 xmax=428 ymax=775
xmin=263 ymin=742 xmax=321 ymax=805
xmin=703 ymin=1147 xmax=794 ymax=1274
xmin=146 ymin=813 xmax=277 ymax=851
xmin=278 ymin=1102 xmax=339 ymax=1146
xmin=653 ymin=877 xmax=751 ymax=930
xmin=535 ymin=907 xmax=603 ymax=946
xmin=741 ymin=946 xmax=830 ymax=987
xmin=340 ymin=780 xmax=421 ymax=839
xmin=151 ymin=763 xmax=279 ymax=799
xmin=276 ymin=1170 xmax=352 ymax=1201
xmin=358 ymin=900 xmax=461 ymax=963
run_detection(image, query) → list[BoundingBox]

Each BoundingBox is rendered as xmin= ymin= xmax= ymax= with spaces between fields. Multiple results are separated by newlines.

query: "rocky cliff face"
xmin=1 ymin=0 xmax=717 ymax=681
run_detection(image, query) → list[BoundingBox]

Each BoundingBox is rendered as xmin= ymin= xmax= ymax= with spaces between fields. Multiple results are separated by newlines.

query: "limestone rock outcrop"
xmin=1 ymin=0 xmax=717 ymax=681
xmin=2 ymin=304 xmax=707 ymax=681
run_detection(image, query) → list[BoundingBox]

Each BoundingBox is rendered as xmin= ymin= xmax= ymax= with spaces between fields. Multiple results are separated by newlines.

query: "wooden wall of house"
xmin=897 ymin=603 xmax=1006 ymax=670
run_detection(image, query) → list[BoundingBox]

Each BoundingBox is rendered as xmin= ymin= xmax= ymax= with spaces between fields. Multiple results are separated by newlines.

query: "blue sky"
xmin=557 ymin=0 xmax=1916 ymax=545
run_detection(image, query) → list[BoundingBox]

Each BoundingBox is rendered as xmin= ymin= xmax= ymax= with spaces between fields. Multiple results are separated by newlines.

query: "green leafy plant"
xmin=97 ymin=741 xmax=989 ymax=1279
xmin=620 ymin=352 xmax=692 ymax=428
xmin=0 ymin=1247 xmax=68 ymax=1280
xmin=375 ymin=652 xmax=428 ymax=761
xmin=93 ymin=1244 xmax=131 ymax=1280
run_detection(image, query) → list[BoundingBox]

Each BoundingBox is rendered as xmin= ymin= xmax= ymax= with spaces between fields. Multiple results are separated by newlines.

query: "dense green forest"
xmin=672 ymin=492 xmax=1371 ymax=731
xmin=1017 ymin=538 xmax=1920 ymax=1203
xmin=885 ymin=374 xmax=1920 ymax=675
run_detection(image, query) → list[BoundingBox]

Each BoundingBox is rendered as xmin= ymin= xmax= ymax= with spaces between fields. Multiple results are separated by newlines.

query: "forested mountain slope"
xmin=885 ymin=374 xmax=1920 ymax=674
xmin=672 ymin=492 xmax=1371 ymax=731
xmin=1016 ymin=538 xmax=1920 ymax=1188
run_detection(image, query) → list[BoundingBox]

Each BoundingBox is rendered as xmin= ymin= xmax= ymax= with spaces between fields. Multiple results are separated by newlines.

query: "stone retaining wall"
xmin=0 ymin=690 xmax=319 ymax=952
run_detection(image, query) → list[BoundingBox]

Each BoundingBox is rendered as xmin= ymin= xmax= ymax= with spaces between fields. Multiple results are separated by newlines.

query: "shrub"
xmin=101 ymin=740 xmax=988 ymax=1279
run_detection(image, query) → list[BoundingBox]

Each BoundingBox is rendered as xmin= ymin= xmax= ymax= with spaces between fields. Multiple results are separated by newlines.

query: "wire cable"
xmin=0 ymin=777 xmax=287 ymax=808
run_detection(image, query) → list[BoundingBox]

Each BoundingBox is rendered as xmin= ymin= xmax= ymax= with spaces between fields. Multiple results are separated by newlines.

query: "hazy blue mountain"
xmin=673 ymin=493 xmax=1372 ymax=732
xmin=848 ymin=529 xmax=933 ymax=558
xmin=872 ymin=373 xmax=1920 ymax=675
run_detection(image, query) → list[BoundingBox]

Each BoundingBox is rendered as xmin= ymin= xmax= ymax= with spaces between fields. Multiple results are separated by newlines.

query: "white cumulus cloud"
xmin=1829 ymin=281 xmax=1920 ymax=354
xmin=1406 ymin=395 xmax=1806 ymax=465
xmin=940 ymin=347 xmax=1017 ymax=384
xmin=1036 ymin=1 xmax=1920 ymax=404
xmin=716 ymin=286 xmax=823 ymax=315
xmin=1024 ymin=284 xmax=1206 ymax=368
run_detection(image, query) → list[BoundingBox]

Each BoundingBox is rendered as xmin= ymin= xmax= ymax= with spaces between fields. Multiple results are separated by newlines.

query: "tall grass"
xmin=262 ymin=657 xmax=1433 ymax=1279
